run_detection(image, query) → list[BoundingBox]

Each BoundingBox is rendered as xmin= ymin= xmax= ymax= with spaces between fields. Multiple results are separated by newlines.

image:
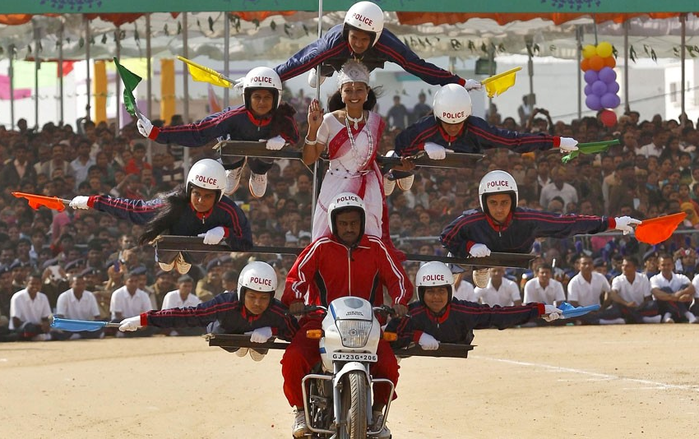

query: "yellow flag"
xmin=178 ymin=56 xmax=232 ymax=88
xmin=482 ymin=67 xmax=522 ymax=98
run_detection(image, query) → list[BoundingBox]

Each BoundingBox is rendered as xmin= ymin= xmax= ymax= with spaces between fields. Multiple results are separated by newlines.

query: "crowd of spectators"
xmin=2 ymin=87 xmax=699 ymax=341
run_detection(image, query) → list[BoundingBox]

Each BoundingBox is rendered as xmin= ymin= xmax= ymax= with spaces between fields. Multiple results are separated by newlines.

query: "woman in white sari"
xmin=303 ymin=60 xmax=397 ymax=249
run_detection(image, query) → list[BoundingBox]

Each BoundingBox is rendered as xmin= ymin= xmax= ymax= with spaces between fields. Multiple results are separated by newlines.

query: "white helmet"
xmin=186 ymin=158 xmax=227 ymax=201
xmin=243 ymin=67 xmax=283 ymax=113
xmin=433 ymin=84 xmax=472 ymax=124
xmin=415 ymin=261 xmax=454 ymax=303
xmin=343 ymin=1 xmax=384 ymax=47
xmin=237 ymin=261 xmax=277 ymax=304
xmin=327 ymin=192 xmax=366 ymax=238
xmin=478 ymin=170 xmax=518 ymax=213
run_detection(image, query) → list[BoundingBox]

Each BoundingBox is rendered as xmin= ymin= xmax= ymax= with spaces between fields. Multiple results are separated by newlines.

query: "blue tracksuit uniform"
xmin=274 ymin=24 xmax=464 ymax=86
xmin=386 ymin=299 xmax=544 ymax=347
xmin=441 ymin=207 xmax=613 ymax=258
xmin=394 ymin=115 xmax=560 ymax=157
xmin=87 ymin=194 xmax=252 ymax=251
xmin=141 ymin=293 xmax=299 ymax=340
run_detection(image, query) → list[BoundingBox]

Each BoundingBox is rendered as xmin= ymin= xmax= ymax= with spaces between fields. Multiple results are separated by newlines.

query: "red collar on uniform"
xmin=247 ymin=110 xmax=272 ymax=127
xmin=190 ymin=203 xmax=214 ymax=222
xmin=485 ymin=211 xmax=513 ymax=231
xmin=437 ymin=123 xmax=464 ymax=144
xmin=427 ymin=303 xmax=451 ymax=323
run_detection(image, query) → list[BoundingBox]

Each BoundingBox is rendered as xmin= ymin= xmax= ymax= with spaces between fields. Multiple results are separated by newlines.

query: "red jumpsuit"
xmin=281 ymin=234 xmax=413 ymax=408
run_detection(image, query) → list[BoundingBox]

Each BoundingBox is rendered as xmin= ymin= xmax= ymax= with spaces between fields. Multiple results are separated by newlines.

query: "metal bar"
xmin=85 ymin=14 xmax=91 ymax=121
xmin=680 ymin=13 xmax=686 ymax=117
xmin=223 ymin=13 xmax=230 ymax=108
xmin=33 ymin=19 xmax=39 ymax=129
xmin=576 ymin=26 xmax=582 ymax=120
xmin=115 ymin=27 xmax=121 ymax=132
xmin=624 ymin=20 xmax=629 ymax=112
xmin=311 ymin=0 xmax=325 ymax=221
xmin=58 ymin=19 xmax=64 ymax=124
xmin=182 ymin=12 xmax=191 ymax=173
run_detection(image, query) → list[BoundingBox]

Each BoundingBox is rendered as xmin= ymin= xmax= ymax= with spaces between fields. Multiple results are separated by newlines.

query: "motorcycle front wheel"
xmin=338 ymin=370 xmax=368 ymax=439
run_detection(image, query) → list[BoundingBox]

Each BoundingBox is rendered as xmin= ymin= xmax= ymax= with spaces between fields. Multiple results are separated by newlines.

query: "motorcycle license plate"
xmin=331 ymin=353 xmax=378 ymax=362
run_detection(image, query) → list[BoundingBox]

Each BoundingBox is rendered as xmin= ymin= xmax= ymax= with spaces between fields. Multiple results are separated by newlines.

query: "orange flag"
xmin=12 ymin=191 xmax=68 ymax=212
xmin=634 ymin=213 xmax=686 ymax=245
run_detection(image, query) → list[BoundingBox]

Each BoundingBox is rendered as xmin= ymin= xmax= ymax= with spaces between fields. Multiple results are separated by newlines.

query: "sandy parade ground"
xmin=1 ymin=324 xmax=698 ymax=439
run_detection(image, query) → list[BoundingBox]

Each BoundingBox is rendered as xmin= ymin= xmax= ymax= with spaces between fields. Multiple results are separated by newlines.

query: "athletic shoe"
xmin=383 ymin=174 xmax=396 ymax=196
xmin=249 ymin=348 xmax=268 ymax=362
xmin=396 ymin=174 xmax=414 ymax=191
xmin=224 ymin=165 xmax=245 ymax=196
xmin=662 ymin=312 xmax=675 ymax=324
xmin=472 ymin=268 xmax=490 ymax=289
xmin=174 ymin=253 xmax=191 ymax=275
xmin=371 ymin=410 xmax=391 ymax=439
xmin=292 ymin=409 xmax=309 ymax=438
xmin=235 ymin=348 xmax=249 ymax=358
xmin=248 ymin=172 xmax=268 ymax=198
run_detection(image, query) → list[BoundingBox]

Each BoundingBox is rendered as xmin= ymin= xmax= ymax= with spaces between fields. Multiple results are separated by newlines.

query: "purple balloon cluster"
xmin=584 ymin=67 xmax=620 ymax=111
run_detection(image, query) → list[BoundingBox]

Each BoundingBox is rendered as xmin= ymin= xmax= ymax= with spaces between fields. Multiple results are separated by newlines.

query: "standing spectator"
xmin=39 ymin=142 xmax=74 ymax=179
xmin=607 ymin=161 xmax=637 ymax=216
xmin=386 ymin=95 xmax=410 ymax=130
xmin=650 ymin=254 xmax=697 ymax=323
xmin=539 ymin=166 xmax=578 ymax=213
xmin=55 ymin=274 xmax=102 ymax=339
xmin=1 ymin=143 xmax=37 ymax=195
xmin=159 ymin=152 xmax=185 ymax=189
xmin=109 ymin=269 xmax=155 ymax=336
xmin=160 ymin=275 xmax=203 ymax=336
xmin=9 ymin=273 xmax=53 ymax=341
xmin=123 ymin=143 xmax=152 ymax=176
xmin=410 ymin=91 xmax=431 ymax=123
xmin=602 ymin=256 xmax=661 ymax=324
xmin=70 ymin=138 xmax=96 ymax=189
xmin=474 ymin=266 xmax=521 ymax=306
xmin=523 ymin=264 xmax=566 ymax=306
xmin=637 ymin=129 xmax=668 ymax=158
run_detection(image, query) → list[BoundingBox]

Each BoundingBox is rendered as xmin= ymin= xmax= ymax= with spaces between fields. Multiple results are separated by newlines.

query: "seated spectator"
xmin=650 ymin=254 xmax=697 ymax=323
xmin=55 ymin=273 xmax=103 ymax=339
xmin=9 ymin=273 xmax=54 ymax=341
xmin=523 ymin=263 xmax=566 ymax=306
xmin=160 ymin=275 xmax=203 ymax=336
xmin=600 ymin=256 xmax=661 ymax=324
xmin=474 ymin=267 xmax=522 ymax=306
xmin=109 ymin=269 xmax=155 ymax=337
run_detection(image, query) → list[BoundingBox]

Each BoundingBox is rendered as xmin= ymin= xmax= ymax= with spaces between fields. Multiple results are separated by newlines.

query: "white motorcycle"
xmin=301 ymin=296 xmax=394 ymax=439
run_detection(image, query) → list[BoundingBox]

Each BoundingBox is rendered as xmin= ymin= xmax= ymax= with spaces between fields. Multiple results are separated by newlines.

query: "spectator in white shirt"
xmin=475 ymin=267 xmax=521 ymax=306
xmin=110 ymin=268 xmax=155 ymax=337
xmin=637 ymin=129 xmax=668 ymax=158
xmin=539 ymin=166 xmax=578 ymax=213
xmin=9 ymin=273 xmax=53 ymax=341
xmin=603 ymin=256 xmax=661 ymax=324
xmin=55 ymin=274 xmax=103 ymax=339
xmin=567 ymin=255 xmax=613 ymax=323
xmin=160 ymin=275 xmax=204 ymax=336
xmin=523 ymin=264 xmax=565 ymax=306
xmin=650 ymin=254 xmax=697 ymax=323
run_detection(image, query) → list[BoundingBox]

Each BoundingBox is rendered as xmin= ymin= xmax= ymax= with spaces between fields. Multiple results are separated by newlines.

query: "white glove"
xmin=464 ymin=79 xmax=483 ymax=91
xmin=69 ymin=196 xmax=90 ymax=210
xmin=249 ymin=326 xmax=273 ymax=343
xmin=198 ymin=226 xmax=226 ymax=245
xmin=137 ymin=116 xmax=154 ymax=138
xmin=307 ymin=69 xmax=327 ymax=87
xmin=265 ymin=135 xmax=286 ymax=151
xmin=614 ymin=216 xmax=641 ymax=235
xmin=418 ymin=333 xmax=440 ymax=350
xmin=558 ymin=137 xmax=579 ymax=153
xmin=469 ymin=243 xmax=491 ymax=258
xmin=424 ymin=142 xmax=447 ymax=160
xmin=542 ymin=305 xmax=563 ymax=322
xmin=119 ymin=316 xmax=142 ymax=332
xmin=232 ymin=77 xmax=245 ymax=93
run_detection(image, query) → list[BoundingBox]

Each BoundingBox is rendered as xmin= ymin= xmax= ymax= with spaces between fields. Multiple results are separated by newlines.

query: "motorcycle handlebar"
xmin=289 ymin=304 xmax=398 ymax=317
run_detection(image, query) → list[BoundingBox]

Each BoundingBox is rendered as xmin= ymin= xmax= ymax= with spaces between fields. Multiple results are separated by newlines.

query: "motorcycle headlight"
xmin=335 ymin=320 xmax=372 ymax=348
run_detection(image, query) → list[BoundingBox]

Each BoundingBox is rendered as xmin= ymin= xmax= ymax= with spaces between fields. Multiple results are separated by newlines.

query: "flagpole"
xmin=182 ymin=12 xmax=191 ymax=174
xmin=223 ymin=13 xmax=230 ymax=108
xmin=9 ymin=44 xmax=14 ymax=130
xmin=33 ymin=19 xmax=40 ymax=130
xmin=85 ymin=14 xmax=91 ymax=122
xmin=146 ymin=13 xmax=153 ymax=163
xmin=58 ymin=18 xmax=64 ymax=124
xmin=115 ymin=27 xmax=121 ymax=132
xmin=311 ymin=0 xmax=324 ymax=219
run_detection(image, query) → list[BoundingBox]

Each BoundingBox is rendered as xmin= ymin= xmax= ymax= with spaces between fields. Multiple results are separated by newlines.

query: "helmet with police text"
xmin=243 ymin=67 xmax=283 ymax=113
xmin=327 ymin=192 xmax=366 ymax=239
xmin=343 ymin=1 xmax=385 ymax=47
xmin=478 ymin=170 xmax=518 ymax=214
xmin=433 ymin=84 xmax=472 ymax=124
xmin=415 ymin=261 xmax=454 ymax=304
xmin=186 ymin=158 xmax=227 ymax=201
xmin=237 ymin=261 xmax=277 ymax=306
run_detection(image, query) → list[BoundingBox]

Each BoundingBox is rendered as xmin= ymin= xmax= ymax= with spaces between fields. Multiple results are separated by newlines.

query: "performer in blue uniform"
xmin=69 ymin=159 xmax=252 ymax=274
xmin=440 ymin=170 xmax=640 ymax=287
xmin=136 ymin=67 xmax=299 ymax=198
xmin=274 ymin=2 xmax=480 ymax=90
xmin=118 ymin=262 xmax=298 ymax=361
xmin=386 ymin=261 xmax=562 ymax=350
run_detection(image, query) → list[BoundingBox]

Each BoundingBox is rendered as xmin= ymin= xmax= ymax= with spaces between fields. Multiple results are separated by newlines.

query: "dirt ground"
xmin=1 ymin=324 xmax=698 ymax=439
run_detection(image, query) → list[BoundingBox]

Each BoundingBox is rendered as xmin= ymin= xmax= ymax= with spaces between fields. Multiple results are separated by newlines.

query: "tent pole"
xmin=525 ymin=36 xmax=534 ymax=106
xmin=182 ymin=12 xmax=190 ymax=173
xmin=576 ymin=26 xmax=582 ymax=120
xmin=59 ymin=18 xmax=64 ymax=125
xmin=115 ymin=27 xmax=121 ymax=132
xmin=311 ymin=0 xmax=324 ymax=219
xmin=33 ymin=19 xmax=40 ymax=130
xmin=680 ymin=13 xmax=686 ymax=118
xmin=146 ymin=13 xmax=153 ymax=164
xmin=9 ymin=45 xmax=14 ymax=129
xmin=85 ymin=14 xmax=91 ymax=121
xmin=223 ymin=13 xmax=230 ymax=107
xmin=624 ymin=20 xmax=629 ymax=112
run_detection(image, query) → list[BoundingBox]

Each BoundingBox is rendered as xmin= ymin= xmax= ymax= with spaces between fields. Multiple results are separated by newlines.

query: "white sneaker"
xmin=224 ymin=165 xmax=245 ymax=196
xmin=383 ymin=175 xmax=396 ymax=197
xmin=662 ymin=312 xmax=675 ymax=324
xmin=31 ymin=333 xmax=49 ymax=341
xmin=174 ymin=253 xmax=191 ymax=275
xmin=235 ymin=348 xmax=249 ymax=357
xmin=371 ymin=410 xmax=391 ymax=439
xmin=292 ymin=409 xmax=309 ymax=438
xmin=249 ymin=348 xmax=267 ymax=362
xmin=248 ymin=172 xmax=268 ymax=198
xmin=685 ymin=312 xmax=698 ymax=324
xmin=472 ymin=268 xmax=490 ymax=289
xmin=396 ymin=174 xmax=414 ymax=191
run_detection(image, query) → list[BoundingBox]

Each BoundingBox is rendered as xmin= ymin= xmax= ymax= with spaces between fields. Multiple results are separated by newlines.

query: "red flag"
xmin=12 ymin=191 xmax=68 ymax=212
xmin=635 ymin=213 xmax=686 ymax=245
xmin=207 ymin=84 xmax=222 ymax=113
xmin=58 ymin=61 xmax=75 ymax=77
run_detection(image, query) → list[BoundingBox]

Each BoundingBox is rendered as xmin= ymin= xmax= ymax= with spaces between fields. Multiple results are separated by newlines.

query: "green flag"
xmin=561 ymin=139 xmax=620 ymax=164
xmin=113 ymin=57 xmax=142 ymax=117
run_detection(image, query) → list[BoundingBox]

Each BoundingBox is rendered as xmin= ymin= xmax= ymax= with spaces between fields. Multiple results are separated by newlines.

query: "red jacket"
xmin=283 ymin=234 xmax=413 ymax=308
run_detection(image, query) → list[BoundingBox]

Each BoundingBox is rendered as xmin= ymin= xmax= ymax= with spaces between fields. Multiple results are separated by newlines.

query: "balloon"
xmin=601 ymin=93 xmax=621 ymax=109
xmin=586 ymin=95 xmax=602 ymax=111
xmin=582 ymin=44 xmax=597 ymax=59
xmin=598 ymin=67 xmax=617 ymax=84
xmin=589 ymin=56 xmax=605 ymax=71
xmin=584 ymin=70 xmax=598 ymax=84
xmin=604 ymin=56 xmax=616 ymax=68
xmin=607 ymin=82 xmax=620 ymax=94
xmin=592 ymin=80 xmax=608 ymax=97
xmin=600 ymin=110 xmax=617 ymax=127
xmin=581 ymin=58 xmax=590 ymax=71
xmin=597 ymin=41 xmax=613 ymax=58
xmin=584 ymin=84 xmax=593 ymax=96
